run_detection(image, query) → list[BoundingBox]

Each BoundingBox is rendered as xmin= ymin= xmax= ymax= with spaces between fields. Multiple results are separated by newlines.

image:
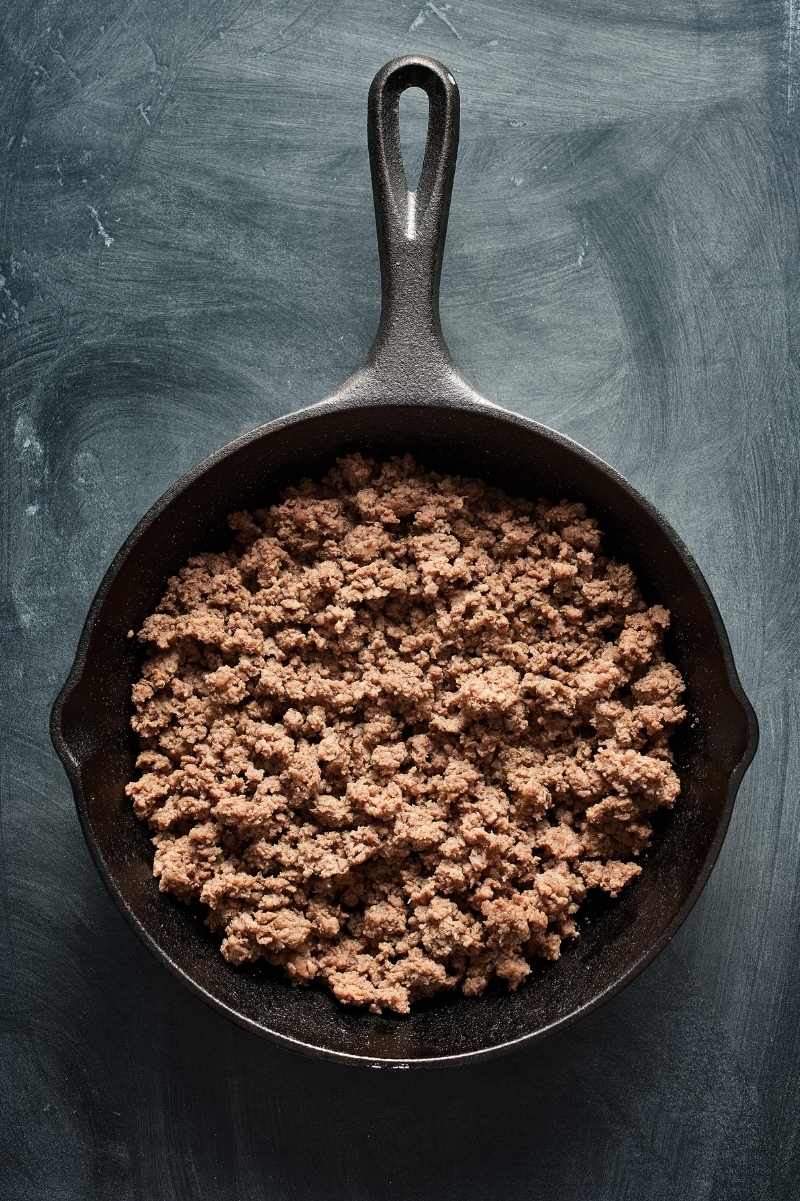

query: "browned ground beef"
xmin=126 ymin=454 xmax=687 ymax=1014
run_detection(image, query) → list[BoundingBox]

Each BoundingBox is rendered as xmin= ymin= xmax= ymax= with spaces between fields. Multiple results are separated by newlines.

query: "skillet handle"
xmin=339 ymin=56 xmax=478 ymax=404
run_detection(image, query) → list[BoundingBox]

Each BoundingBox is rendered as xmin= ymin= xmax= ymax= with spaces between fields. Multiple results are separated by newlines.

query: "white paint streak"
xmin=16 ymin=603 xmax=34 ymax=630
xmin=14 ymin=416 xmax=43 ymax=462
xmin=0 ymin=272 xmax=22 ymax=324
xmin=137 ymin=101 xmax=152 ymax=126
xmin=409 ymin=2 xmax=461 ymax=38
xmin=426 ymin=1 xmax=461 ymax=39
xmin=26 ymin=504 xmax=39 ymax=517
xmin=577 ymin=218 xmax=590 ymax=269
xmin=87 ymin=204 xmax=114 ymax=248
xmin=788 ymin=0 xmax=800 ymax=115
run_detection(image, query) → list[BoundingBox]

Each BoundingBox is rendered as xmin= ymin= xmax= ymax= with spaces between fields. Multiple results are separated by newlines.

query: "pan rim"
xmin=50 ymin=393 xmax=759 ymax=1067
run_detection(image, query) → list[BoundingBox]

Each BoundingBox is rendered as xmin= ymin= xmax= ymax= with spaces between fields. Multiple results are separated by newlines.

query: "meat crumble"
xmin=126 ymin=454 xmax=687 ymax=1014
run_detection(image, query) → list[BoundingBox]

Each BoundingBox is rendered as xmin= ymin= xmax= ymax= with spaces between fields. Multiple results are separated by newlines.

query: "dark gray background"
xmin=2 ymin=1 xmax=798 ymax=1198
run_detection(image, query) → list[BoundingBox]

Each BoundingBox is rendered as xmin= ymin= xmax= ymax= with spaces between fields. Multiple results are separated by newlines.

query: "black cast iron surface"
xmin=2 ymin=2 xmax=798 ymax=1198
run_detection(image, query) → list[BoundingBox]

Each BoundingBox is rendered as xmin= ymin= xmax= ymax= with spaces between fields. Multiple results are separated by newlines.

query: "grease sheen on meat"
xmin=126 ymin=455 xmax=687 ymax=1014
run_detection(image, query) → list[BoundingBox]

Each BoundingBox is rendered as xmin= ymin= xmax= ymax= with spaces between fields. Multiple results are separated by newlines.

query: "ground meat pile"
xmin=127 ymin=454 xmax=687 ymax=1014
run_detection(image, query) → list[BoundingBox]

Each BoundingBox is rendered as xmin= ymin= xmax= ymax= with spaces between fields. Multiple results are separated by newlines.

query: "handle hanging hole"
xmin=399 ymin=85 xmax=431 ymax=195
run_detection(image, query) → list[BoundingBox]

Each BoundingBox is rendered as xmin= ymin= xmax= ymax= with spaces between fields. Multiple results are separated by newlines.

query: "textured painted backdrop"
xmin=2 ymin=1 xmax=798 ymax=1199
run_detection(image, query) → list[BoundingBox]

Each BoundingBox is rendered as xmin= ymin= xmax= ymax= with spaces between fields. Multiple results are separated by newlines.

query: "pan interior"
xmin=56 ymin=401 xmax=753 ymax=1062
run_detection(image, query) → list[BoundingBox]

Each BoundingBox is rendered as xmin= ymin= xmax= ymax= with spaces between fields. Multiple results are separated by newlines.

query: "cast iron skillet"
xmin=51 ymin=56 xmax=757 ymax=1067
